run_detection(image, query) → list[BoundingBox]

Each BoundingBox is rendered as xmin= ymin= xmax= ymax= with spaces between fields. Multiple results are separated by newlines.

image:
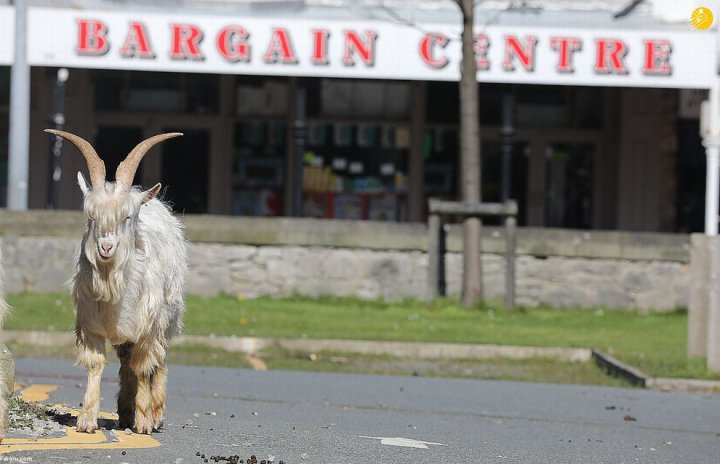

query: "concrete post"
xmin=688 ymin=234 xmax=710 ymax=358
xmin=688 ymin=234 xmax=720 ymax=371
xmin=707 ymin=236 xmax=720 ymax=371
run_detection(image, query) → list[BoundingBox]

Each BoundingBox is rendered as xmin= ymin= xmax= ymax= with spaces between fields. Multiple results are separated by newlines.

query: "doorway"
xmin=95 ymin=126 xmax=145 ymax=185
xmin=160 ymin=128 xmax=209 ymax=214
xmin=544 ymin=142 xmax=594 ymax=229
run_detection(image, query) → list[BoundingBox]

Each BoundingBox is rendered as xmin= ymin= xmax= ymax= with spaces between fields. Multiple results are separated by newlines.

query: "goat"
xmin=0 ymin=246 xmax=9 ymax=443
xmin=45 ymin=129 xmax=188 ymax=435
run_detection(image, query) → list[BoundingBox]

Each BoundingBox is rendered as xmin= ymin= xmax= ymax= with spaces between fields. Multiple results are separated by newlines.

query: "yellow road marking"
xmin=0 ymin=384 xmax=161 ymax=454
xmin=18 ymin=385 xmax=58 ymax=402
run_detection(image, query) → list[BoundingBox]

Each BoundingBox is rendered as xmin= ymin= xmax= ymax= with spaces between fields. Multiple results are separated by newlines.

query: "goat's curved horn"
xmin=115 ymin=133 xmax=183 ymax=192
xmin=44 ymin=129 xmax=106 ymax=192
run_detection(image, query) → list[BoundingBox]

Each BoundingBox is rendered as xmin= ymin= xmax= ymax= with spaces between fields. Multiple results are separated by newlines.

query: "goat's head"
xmin=44 ymin=129 xmax=182 ymax=263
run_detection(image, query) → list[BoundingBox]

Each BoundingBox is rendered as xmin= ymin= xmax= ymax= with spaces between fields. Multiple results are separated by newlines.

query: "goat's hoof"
xmin=153 ymin=418 xmax=164 ymax=430
xmin=133 ymin=416 xmax=154 ymax=435
xmin=76 ymin=414 xmax=98 ymax=433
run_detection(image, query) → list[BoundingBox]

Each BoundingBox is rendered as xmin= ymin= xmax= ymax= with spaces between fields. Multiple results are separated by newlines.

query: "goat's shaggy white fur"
xmin=0 ymin=246 xmax=10 ymax=443
xmin=72 ymin=180 xmax=188 ymax=434
xmin=43 ymin=129 xmax=186 ymax=434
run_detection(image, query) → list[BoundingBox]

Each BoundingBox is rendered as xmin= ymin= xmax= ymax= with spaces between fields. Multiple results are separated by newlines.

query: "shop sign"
xmin=0 ymin=7 xmax=13 ymax=65
xmin=18 ymin=7 xmax=718 ymax=88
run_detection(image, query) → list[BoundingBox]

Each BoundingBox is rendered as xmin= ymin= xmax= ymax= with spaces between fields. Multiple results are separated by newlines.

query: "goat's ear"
xmin=77 ymin=171 xmax=90 ymax=195
xmin=142 ymin=183 xmax=162 ymax=204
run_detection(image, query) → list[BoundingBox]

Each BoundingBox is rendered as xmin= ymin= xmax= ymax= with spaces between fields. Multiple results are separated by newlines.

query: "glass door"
xmin=545 ymin=143 xmax=594 ymax=229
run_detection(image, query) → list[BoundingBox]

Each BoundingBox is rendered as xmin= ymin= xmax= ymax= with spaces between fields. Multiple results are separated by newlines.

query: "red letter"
xmin=474 ymin=33 xmax=490 ymax=70
xmin=263 ymin=28 xmax=298 ymax=64
xmin=594 ymin=39 xmax=628 ymax=74
xmin=120 ymin=22 xmax=155 ymax=59
xmin=419 ymin=33 xmax=449 ymax=69
xmin=312 ymin=29 xmax=330 ymax=65
xmin=76 ymin=19 xmax=110 ymax=56
xmin=170 ymin=24 xmax=204 ymax=60
xmin=503 ymin=35 xmax=537 ymax=71
xmin=643 ymin=39 xmax=672 ymax=75
xmin=217 ymin=25 xmax=250 ymax=63
xmin=343 ymin=30 xmax=377 ymax=66
xmin=550 ymin=37 xmax=581 ymax=73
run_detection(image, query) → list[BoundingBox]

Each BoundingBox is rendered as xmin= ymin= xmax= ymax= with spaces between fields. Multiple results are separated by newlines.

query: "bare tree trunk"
xmin=458 ymin=0 xmax=483 ymax=307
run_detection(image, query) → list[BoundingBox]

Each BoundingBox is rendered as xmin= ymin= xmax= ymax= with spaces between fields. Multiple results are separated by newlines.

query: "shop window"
xmin=428 ymin=82 xmax=604 ymax=129
xmin=481 ymin=139 xmax=529 ymax=225
xmin=570 ymin=86 xmax=604 ymax=129
xmin=426 ymin=81 xmax=458 ymax=124
xmin=235 ymin=76 xmax=288 ymax=117
xmin=515 ymin=85 xmax=567 ymax=127
xmin=302 ymin=122 xmax=409 ymax=221
xmin=423 ymin=127 xmax=528 ymax=225
xmin=319 ymin=79 xmax=410 ymax=120
xmin=92 ymin=70 xmax=219 ymax=114
xmin=185 ymin=74 xmax=220 ymax=114
xmin=127 ymin=72 xmax=182 ymax=112
xmin=545 ymin=143 xmax=594 ymax=229
xmin=232 ymin=119 xmax=286 ymax=216
xmin=424 ymin=127 xmax=458 ymax=197
xmin=93 ymin=70 xmax=124 ymax=111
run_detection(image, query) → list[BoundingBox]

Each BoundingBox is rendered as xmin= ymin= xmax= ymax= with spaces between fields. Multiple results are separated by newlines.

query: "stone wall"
xmin=0 ymin=235 xmax=689 ymax=311
xmin=0 ymin=210 xmax=691 ymax=310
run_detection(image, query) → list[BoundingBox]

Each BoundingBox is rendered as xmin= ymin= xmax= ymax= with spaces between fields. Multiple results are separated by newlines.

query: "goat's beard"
xmin=84 ymin=238 xmax=133 ymax=304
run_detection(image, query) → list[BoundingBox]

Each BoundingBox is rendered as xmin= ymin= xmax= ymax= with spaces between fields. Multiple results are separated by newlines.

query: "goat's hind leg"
xmin=150 ymin=364 xmax=168 ymax=430
xmin=114 ymin=342 xmax=137 ymax=430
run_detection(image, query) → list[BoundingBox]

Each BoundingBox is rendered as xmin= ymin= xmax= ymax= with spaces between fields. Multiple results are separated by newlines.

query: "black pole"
xmin=47 ymin=68 xmax=68 ymax=209
xmin=500 ymin=93 xmax=514 ymax=203
xmin=292 ymin=85 xmax=307 ymax=217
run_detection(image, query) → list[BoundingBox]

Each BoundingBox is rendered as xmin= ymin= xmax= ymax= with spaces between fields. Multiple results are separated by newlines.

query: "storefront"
xmin=0 ymin=2 xmax=715 ymax=231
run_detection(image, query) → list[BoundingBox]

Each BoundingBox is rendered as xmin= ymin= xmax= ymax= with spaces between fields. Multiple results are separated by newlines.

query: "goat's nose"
xmin=101 ymin=243 xmax=113 ymax=253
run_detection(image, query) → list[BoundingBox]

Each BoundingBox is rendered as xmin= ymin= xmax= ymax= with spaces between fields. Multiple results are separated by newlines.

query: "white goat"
xmin=0 ymin=246 xmax=9 ymax=443
xmin=45 ymin=129 xmax=188 ymax=435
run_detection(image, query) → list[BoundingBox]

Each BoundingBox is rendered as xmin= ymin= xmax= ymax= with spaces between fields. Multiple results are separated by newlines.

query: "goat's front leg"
xmin=130 ymin=341 xmax=164 ymax=435
xmin=75 ymin=332 xmax=107 ymax=433
xmin=133 ymin=371 xmax=153 ymax=434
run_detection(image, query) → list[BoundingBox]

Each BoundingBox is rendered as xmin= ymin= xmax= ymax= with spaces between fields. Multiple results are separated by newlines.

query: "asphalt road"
xmin=4 ymin=358 xmax=720 ymax=464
